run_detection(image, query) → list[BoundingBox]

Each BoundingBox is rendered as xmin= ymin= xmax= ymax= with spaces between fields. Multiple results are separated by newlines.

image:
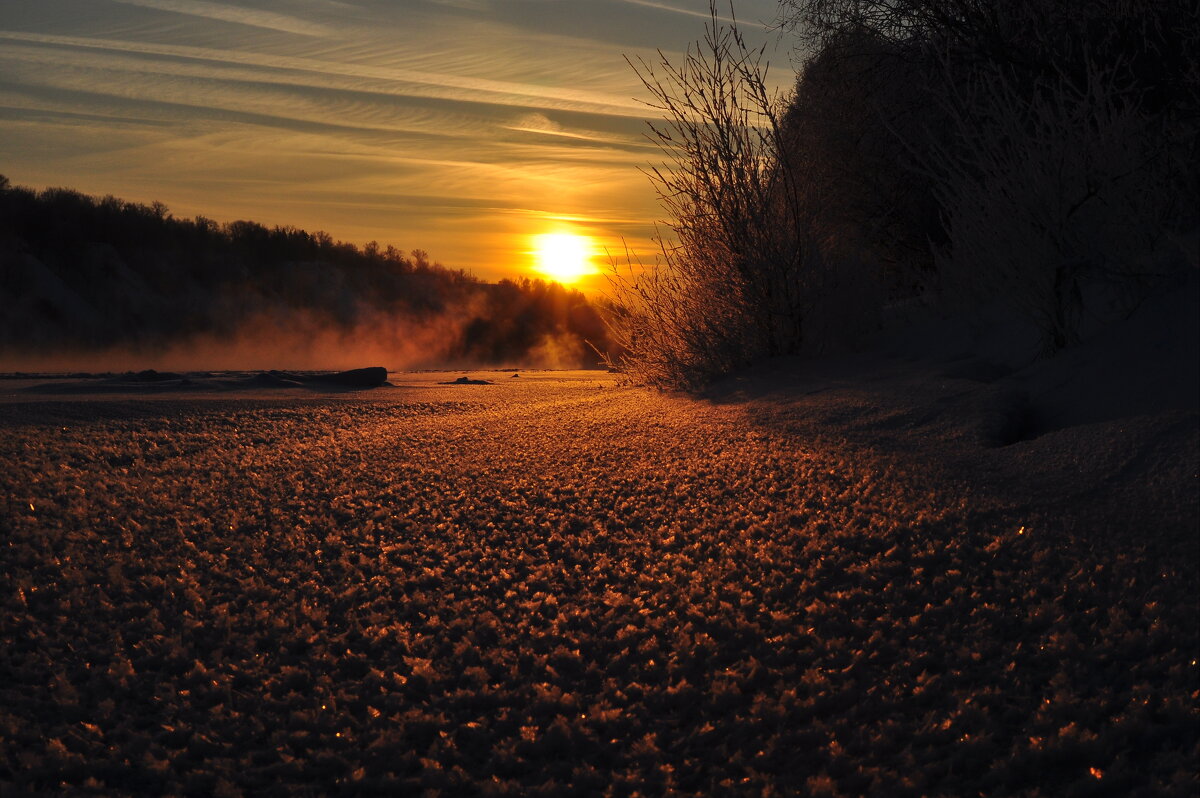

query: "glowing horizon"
xmin=0 ymin=0 xmax=784 ymax=287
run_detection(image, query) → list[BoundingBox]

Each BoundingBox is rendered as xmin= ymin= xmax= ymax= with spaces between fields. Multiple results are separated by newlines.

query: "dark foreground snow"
xmin=1 ymin=366 xmax=1196 ymax=796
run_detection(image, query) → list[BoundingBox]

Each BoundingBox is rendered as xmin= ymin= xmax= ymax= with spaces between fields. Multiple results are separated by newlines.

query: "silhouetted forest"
xmin=608 ymin=0 xmax=1197 ymax=388
xmin=0 ymin=175 xmax=611 ymax=370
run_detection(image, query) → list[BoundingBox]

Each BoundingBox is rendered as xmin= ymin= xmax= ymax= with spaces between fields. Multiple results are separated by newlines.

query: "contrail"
xmin=111 ymin=0 xmax=332 ymax=37
xmin=618 ymin=0 xmax=771 ymax=29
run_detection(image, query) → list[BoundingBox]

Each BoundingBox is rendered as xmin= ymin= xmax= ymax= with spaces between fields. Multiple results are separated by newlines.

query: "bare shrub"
xmin=603 ymin=2 xmax=815 ymax=389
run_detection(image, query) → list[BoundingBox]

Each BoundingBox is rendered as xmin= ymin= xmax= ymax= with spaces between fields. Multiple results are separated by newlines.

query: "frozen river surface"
xmin=1 ymin=368 xmax=1196 ymax=795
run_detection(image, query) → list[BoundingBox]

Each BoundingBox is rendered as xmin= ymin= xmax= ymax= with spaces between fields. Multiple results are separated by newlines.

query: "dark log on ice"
xmin=126 ymin=369 xmax=186 ymax=382
xmin=306 ymin=367 xmax=389 ymax=387
xmin=241 ymin=367 xmax=388 ymax=388
xmin=440 ymin=376 xmax=492 ymax=385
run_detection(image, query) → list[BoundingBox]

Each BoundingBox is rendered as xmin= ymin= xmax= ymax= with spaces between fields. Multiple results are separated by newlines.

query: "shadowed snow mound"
xmin=702 ymin=270 xmax=1199 ymax=539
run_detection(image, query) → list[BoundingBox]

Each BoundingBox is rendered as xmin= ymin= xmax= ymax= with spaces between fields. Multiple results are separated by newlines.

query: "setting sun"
xmin=533 ymin=233 xmax=595 ymax=283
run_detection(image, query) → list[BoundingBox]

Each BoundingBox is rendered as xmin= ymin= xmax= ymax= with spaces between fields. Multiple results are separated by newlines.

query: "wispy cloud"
xmin=111 ymin=0 xmax=333 ymax=37
xmin=425 ymin=0 xmax=492 ymax=9
xmin=502 ymin=112 xmax=652 ymax=149
xmin=0 ymin=31 xmax=649 ymax=118
xmin=618 ymin=0 xmax=771 ymax=28
xmin=0 ymin=41 xmax=493 ymax=143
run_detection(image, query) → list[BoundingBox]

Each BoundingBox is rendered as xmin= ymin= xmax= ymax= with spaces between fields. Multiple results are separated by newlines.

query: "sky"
xmin=0 ymin=0 xmax=789 ymax=286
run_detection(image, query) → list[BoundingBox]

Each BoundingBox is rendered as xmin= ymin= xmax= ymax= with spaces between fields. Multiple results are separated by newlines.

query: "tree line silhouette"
xmin=0 ymin=175 xmax=611 ymax=369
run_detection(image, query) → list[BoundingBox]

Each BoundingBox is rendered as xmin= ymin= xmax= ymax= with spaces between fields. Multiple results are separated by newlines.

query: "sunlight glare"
xmin=533 ymin=233 xmax=595 ymax=283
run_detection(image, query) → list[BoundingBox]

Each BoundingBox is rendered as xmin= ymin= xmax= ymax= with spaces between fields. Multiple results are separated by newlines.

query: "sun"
xmin=533 ymin=233 xmax=595 ymax=283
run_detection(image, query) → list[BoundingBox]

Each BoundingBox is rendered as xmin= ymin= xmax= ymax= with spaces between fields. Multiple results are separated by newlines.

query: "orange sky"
xmin=0 ymin=0 xmax=787 ymax=288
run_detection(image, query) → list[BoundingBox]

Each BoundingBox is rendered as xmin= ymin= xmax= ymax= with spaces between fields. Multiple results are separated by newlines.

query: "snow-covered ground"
xmin=1 ymin=299 xmax=1196 ymax=795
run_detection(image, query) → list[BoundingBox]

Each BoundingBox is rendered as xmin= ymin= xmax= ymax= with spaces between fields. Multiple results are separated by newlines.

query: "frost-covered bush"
xmin=929 ymin=61 xmax=1190 ymax=353
xmin=777 ymin=0 xmax=1199 ymax=355
xmin=604 ymin=3 xmax=819 ymax=389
